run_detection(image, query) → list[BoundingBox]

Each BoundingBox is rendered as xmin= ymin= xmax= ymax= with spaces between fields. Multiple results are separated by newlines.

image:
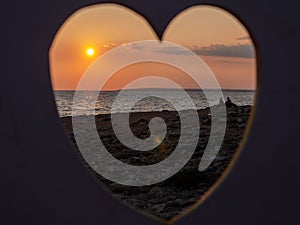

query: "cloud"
xmin=103 ymin=43 xmax=119 ymax=48
xmin=125 ymin=42 xmax=192 ymax=55
xmin=123 ymin=42 xmax=255 ymax=59
xmin=215 ymin=59 xmax=253 ymax=64
xmin=126 ymin=42 xmax=146 ymax=50
xmin=236 ymin=35 xmax=250 ymax=41
xmin=154 ymin=46 xmax=192 ymax=55
xmin=192 ymin=44 xmax=255 ymax=58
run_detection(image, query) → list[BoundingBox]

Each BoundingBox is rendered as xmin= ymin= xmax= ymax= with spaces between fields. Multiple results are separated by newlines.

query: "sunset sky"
xmin=50 ymin=4 xmax=256 ymax=90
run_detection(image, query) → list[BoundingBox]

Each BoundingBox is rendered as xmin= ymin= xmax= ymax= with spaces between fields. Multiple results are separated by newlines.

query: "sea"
xmin=54 ymin=89 xmax=255 ymax=117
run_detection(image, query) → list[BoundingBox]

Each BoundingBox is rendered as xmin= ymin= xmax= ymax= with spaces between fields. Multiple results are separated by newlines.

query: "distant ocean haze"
xmin=54 ymin=89 xmax=255 ymax=117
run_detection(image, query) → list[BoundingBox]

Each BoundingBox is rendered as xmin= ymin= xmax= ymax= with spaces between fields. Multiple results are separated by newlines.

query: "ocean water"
xmin=54 ymin=89 xmax=255 ymax=117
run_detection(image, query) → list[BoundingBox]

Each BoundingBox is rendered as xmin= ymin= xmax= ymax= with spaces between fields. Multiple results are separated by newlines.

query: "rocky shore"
xmin=60 ymin=105 xmax=252 ymax=222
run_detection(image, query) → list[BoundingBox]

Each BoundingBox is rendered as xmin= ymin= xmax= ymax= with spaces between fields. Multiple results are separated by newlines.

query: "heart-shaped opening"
xmin=49 ymin=3 xmax=257 ymax=224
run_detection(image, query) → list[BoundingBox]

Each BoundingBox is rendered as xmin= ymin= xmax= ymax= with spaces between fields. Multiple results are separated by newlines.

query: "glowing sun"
xmin=86 ymin=48 xmax=95 ymax=56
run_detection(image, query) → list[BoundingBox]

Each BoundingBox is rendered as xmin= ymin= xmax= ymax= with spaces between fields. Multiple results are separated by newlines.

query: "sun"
xmin=86 ymin=48 xmax=95 ymax=56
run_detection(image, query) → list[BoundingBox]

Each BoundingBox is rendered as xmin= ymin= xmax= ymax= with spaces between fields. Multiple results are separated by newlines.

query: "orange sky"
xmin=50 ymin=4 xmax=256 ymax=90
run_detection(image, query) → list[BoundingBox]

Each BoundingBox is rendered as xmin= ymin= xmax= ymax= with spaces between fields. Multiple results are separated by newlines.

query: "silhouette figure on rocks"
xmin=225 ymin=97 xmax=237 ymax=108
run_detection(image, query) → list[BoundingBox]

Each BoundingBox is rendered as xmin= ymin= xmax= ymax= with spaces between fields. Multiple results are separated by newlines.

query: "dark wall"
xmin=1 ymin=0 xmax=300 ymax=225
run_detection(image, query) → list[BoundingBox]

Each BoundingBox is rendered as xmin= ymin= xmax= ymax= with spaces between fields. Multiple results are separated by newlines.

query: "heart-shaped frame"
xmin=49 ymin=3 xmax=257 ymax=224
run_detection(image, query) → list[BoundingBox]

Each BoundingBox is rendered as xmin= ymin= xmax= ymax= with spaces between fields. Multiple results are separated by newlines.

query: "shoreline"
xmin=60 ymin=104 xmax=253 ymax=119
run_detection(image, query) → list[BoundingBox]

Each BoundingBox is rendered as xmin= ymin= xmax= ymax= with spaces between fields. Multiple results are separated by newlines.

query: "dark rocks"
xmin=60 ymin=105 xmax=252 ymax=221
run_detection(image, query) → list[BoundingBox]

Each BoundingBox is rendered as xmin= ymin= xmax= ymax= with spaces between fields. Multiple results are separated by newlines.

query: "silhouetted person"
xmin=225 ymin=97 xmax=237 ymax=108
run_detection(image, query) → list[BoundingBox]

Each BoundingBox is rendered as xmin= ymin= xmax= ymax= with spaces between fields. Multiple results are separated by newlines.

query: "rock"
xmin=238 ymin=123 xmax=246 ymax=128
xmin=61 ymin=105 xmax=252 ymax=221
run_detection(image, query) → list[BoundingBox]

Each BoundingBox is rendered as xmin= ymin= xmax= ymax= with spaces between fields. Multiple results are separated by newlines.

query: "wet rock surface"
xmin=61 ymin=105 xmax=252 ymax=221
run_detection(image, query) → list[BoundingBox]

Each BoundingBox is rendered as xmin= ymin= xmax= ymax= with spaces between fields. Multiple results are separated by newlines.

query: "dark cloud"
xmin=125 ymin=42 xmax=255 ymax=58
xmin=192 ymin=44 xmax=255 ymax=58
